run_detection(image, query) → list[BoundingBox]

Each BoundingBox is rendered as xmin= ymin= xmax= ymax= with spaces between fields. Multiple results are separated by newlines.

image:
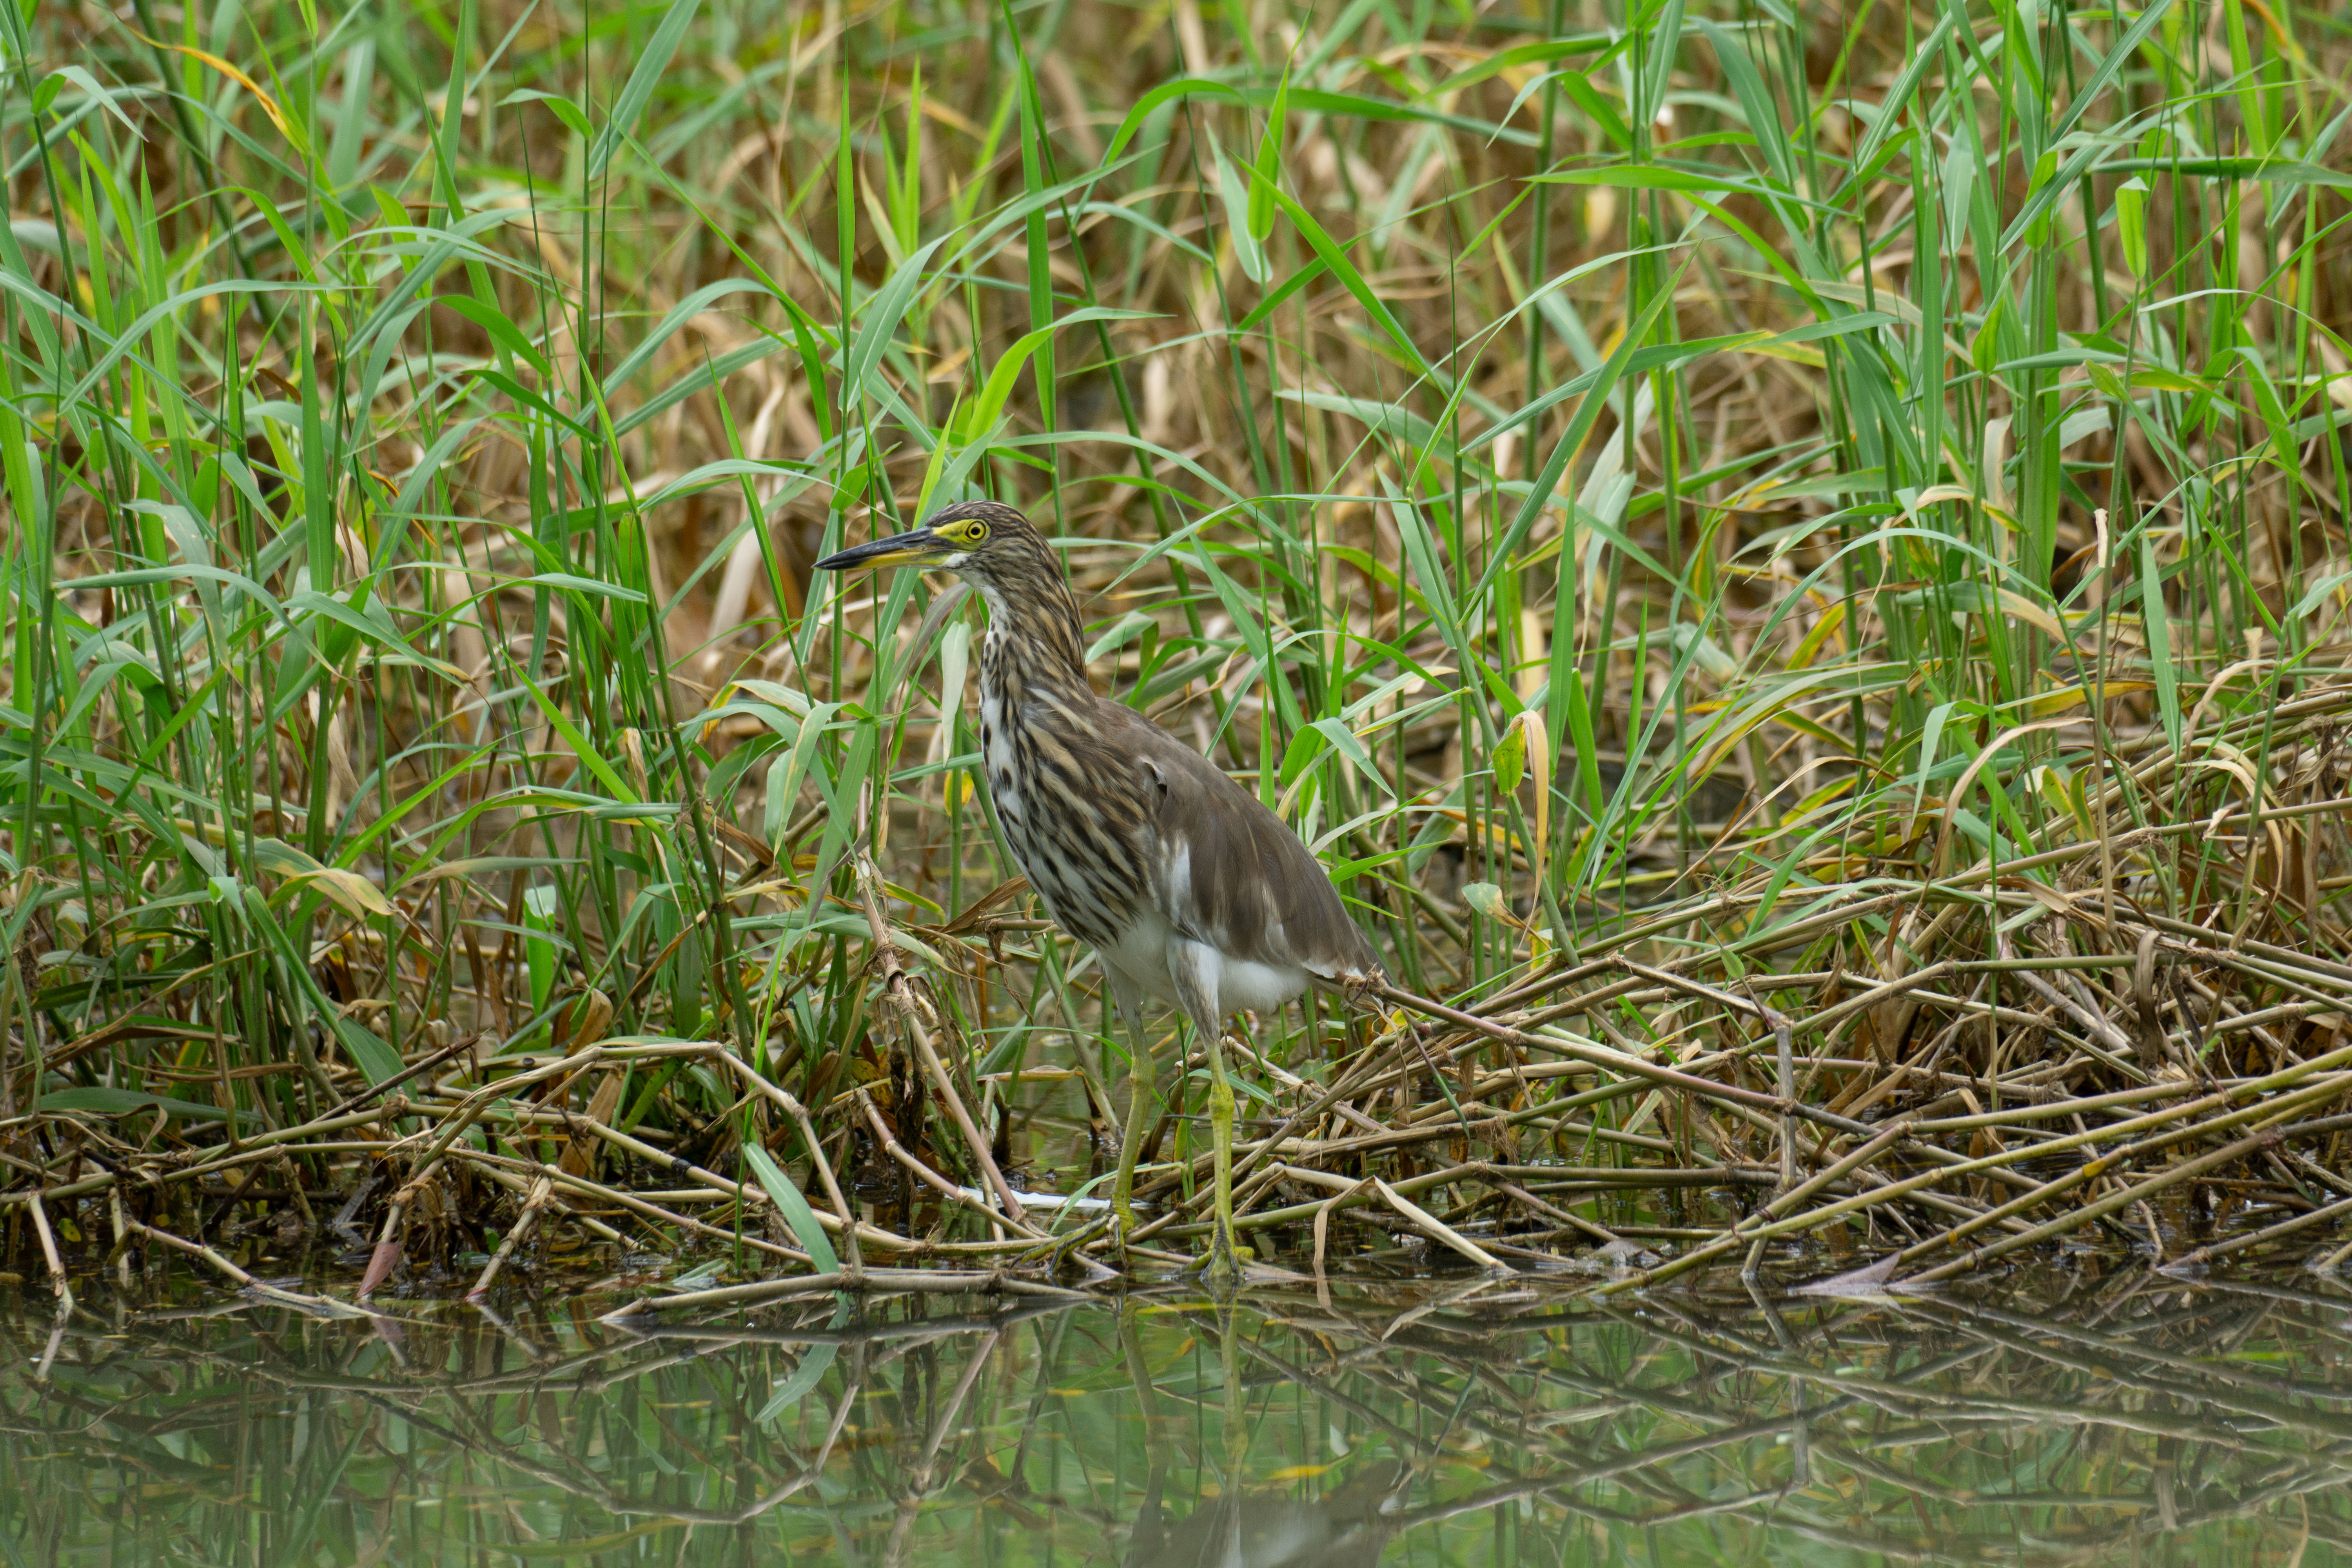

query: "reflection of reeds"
xmin=7 ymin=1276 xmax=2352 ymax=1563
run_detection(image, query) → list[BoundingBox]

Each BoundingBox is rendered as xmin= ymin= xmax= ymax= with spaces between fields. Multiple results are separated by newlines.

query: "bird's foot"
xmin=1203 ymin=1216 xmax=1251 ymax=1290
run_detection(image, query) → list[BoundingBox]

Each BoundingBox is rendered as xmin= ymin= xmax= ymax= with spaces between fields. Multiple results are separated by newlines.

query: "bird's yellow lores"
xmin=815 ymin=500 xmax=1383 ymax=1281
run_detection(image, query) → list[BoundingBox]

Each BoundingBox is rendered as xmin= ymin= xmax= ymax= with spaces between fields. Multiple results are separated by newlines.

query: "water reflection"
xmin=6 ymin=1263 xmax=2352 ymax=1564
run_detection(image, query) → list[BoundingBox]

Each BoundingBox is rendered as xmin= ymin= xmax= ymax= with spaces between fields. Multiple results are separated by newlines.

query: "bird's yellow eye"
xmin=962 ymin=521 xmax=987 ymax=543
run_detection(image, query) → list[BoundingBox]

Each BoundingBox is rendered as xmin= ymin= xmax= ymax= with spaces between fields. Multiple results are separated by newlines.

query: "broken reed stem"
xmin=2167 ymin=1189 xmax=2352 ymax=1271
xmin=715 ymin=1047 xmax=866 ymax=1272
xmin=26 ymin=1194 xmax=68 ymax=1305
xmin=466 ymin=1176 xmax=552 ymax=1299
xmin=1372 ymin=1176 xmax=1505 ymax=1268
xmin=856 ymin=851 xmax=1029 ymax=1228
xmin=1602 ymin=1120 xmax=1918 ymax=1294
xmin=123 ymin=1218 xmax=343 ymax=1312
xmin=851 ymin=1087 xmax=1053 ymax=1241
xmin=1907 ymin=1125 xmax=2292 ymax=1284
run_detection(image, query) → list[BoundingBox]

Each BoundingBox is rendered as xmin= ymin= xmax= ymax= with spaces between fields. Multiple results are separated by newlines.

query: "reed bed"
xmin=2 ymin=0 xmax=2351 ymax=1299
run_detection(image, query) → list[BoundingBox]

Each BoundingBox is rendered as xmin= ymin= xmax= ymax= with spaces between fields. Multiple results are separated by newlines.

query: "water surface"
xmin=7 ymin=1261 xmax=2352 ymax=1564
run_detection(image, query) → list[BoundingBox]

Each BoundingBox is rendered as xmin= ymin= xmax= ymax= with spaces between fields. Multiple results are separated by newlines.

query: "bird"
xmin=813 ymin=499 xmax=1383 ymax=1281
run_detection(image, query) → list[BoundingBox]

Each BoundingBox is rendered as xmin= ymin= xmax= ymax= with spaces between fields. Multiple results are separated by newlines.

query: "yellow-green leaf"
xmin=1492 ymin=722 xmax=1527 ymax=795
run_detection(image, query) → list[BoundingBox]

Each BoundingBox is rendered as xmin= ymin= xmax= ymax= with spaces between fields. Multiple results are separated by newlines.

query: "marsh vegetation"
xmin=2 ymin=0 xmax=2352 ymax=1303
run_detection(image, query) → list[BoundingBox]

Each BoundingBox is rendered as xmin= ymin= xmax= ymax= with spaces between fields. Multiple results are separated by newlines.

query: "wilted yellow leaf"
xmin=285 ymin=867 xmax=393 ymax=920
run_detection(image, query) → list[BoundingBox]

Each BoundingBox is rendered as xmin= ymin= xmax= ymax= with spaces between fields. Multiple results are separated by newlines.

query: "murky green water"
xmin=6 ymin=1262 xmax=2352 ymax=1565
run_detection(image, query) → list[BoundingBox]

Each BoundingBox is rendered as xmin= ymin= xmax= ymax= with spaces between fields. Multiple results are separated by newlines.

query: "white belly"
xmin=1099 ymin=916 xmax=1310 ymax=1019
xmin=1210 ymin=952 xmax=1313 ymax=1013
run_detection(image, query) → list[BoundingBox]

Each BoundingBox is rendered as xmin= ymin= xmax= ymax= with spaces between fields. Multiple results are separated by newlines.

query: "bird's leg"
xmin=1202 ymin=1019 xmax=1243 ymax=1287
xmin=1109 ymin=987 xmax=1156 ymax=1255
xmin=1168 ymin=942 xmax=1246 ymax=1287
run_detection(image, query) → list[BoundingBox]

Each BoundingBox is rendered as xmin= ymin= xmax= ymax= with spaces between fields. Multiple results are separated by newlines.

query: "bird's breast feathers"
xmin=975 ymin=660 xmax=1379 ymax=989
xmin=977 ymin=691 xmax=1015 ymax=806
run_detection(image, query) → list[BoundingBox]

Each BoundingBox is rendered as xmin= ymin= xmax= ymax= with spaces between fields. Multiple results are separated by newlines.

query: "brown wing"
xmin=1094 ymin=701 xmax=1381 ymax=984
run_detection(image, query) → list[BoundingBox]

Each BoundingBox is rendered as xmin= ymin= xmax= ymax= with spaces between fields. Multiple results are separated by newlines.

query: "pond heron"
xmin=814 ymin=500 xmax=1383 ymax=1281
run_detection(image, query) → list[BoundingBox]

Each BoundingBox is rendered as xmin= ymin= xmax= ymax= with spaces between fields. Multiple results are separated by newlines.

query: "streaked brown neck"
xmin=974 ymin=563 xmax=1091 ymax=702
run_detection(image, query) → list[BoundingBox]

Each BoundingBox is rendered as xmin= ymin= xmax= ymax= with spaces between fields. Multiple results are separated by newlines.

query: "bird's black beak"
xmin=812 ymin=526 xmax=951 ymax=573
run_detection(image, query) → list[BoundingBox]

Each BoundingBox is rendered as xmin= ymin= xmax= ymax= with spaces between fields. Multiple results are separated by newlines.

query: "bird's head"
xmin=813 ymin=499 xmax=1087 ymax=677
xmin=812 ymin=500 xmax=1054 ymax=596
